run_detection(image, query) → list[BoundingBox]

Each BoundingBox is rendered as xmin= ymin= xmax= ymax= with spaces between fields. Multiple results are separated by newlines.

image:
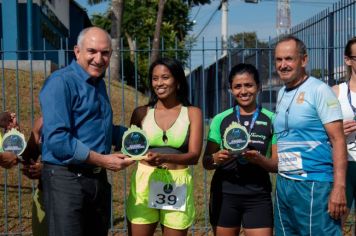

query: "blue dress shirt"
xmin=40 ymin=60 xmax=124 ymax=166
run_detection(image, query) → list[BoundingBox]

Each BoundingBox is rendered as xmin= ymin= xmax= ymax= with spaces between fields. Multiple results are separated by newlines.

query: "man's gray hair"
xmin=276 ymin=35 xmax=307 ymax=56
xmin=76 ymin=27 xmax=112 ymax=48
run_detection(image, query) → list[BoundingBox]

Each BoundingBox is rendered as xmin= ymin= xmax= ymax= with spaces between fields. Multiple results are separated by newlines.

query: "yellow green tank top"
xmin=142 ymin=106 xmax=190 ymax=150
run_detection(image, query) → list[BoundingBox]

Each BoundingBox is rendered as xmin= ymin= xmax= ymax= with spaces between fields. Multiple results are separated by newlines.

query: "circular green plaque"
xmin=121 ymin=125 xmax=149 ymax=159
xmin=2 ymin=128 xmax=27 ymax=156
xmin=223 ymin=122 xmax=250 ymax=153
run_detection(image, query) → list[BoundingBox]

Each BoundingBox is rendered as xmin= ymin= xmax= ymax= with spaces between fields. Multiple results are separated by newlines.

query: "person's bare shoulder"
xmin=187 ymin=106 xmax=202 ymax=122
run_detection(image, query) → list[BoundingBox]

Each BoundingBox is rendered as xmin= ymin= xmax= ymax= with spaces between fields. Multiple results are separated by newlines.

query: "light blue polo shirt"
xmin=274 ymin=76 xmax=342 ymax=182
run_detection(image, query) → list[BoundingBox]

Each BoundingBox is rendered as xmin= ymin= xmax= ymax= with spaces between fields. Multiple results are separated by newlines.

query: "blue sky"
xmin=190 ymin=0 xmax=338 ymax=42
xmin=75 ymin=0 xmax=339 ymax=67
xmin=75 ymin=0 xmax=338 ymax=42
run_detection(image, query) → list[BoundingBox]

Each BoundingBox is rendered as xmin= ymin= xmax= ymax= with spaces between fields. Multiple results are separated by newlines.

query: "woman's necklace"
xmin=154 ymin=103 xmax=181 ymax=143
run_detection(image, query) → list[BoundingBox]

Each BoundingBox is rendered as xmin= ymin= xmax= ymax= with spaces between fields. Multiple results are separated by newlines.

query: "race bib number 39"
xmin=148 ymin=181 xmax=187 ymax=212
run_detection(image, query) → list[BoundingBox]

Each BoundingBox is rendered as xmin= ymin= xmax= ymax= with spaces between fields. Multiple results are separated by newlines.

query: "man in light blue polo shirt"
xmin=273 ymin=35 xmax=347 ymax=235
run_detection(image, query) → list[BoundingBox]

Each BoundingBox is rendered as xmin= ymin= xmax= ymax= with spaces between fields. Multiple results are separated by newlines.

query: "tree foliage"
xmin=90 ymin=0 xmax=210 ymax=91
xmin=310 ymin=68 xmax=328 ymax=79
xmin=91 ymin=13 xmax=111 ymax=33
xmin=229 ymin=32 xmax=268 ymax=49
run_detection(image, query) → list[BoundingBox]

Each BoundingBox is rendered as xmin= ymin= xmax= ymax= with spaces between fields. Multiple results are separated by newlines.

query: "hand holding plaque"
xmin=223 ymin=122 xmax=250 ymax=155
xmin=121 ymin=125 xmax=149 ymax=161
xmin=1 ymin=128 xmax=27 ymax=160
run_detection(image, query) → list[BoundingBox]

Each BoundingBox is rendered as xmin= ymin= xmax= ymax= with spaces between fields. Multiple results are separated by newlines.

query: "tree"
xmin=110 ymin=0 xmax=124 ymax=81
xmin=89 ymin=0 xmax=211 ymax=91
xmin=150 ymin=0 xmax=210 ymax=63
xmin=91 ymin=13 xmax=111 ymax=31
xmin=229 ymin=32 xmax=268 ymax=49
xmin=310 ymin=68 xmax=328 ymax=79
xmin=151 ymin=0 xmax=166 ymax=63
xmin=88 ymin=0 xmax=124 ymax=81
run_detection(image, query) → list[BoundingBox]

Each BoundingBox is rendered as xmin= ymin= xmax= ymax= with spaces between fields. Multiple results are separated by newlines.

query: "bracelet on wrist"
xmin=211 ymin=154 xmax=218 ymax=167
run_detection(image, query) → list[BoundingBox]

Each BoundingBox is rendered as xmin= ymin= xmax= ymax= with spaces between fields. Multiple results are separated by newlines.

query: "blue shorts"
xmin=274 ymin=175 xmax=341 ymax=236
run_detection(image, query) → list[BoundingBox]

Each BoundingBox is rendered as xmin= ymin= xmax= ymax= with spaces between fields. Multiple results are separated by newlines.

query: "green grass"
xmin=0 ymin=69 xmax=215 ymax=235
xmin=1 ymin=69 xmax=353 ymax=235
xmin=0 ymin=69 xmax=151 ymax=234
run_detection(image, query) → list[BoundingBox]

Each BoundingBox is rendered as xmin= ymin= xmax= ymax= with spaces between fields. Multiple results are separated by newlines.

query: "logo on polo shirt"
xmin=297 ymin=92 xmax=305 ymax=104
xmin=327 ymin=99 xmax=339 ymax=108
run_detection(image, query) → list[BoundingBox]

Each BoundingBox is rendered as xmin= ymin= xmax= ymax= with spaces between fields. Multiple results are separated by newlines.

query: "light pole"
xmin=221 ymin=0 xmax=228 ymax=56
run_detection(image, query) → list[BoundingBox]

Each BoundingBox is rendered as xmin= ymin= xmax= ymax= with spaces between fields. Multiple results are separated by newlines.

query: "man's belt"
xmin=43 ymin=163 xmax=104 ymax=176
xmin=68 ymin=165 xmax=103 ymax=175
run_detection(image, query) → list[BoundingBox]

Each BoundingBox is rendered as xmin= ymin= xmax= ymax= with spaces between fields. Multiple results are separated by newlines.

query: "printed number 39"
xmin=155 ymin=194 xmax=177 ymax=205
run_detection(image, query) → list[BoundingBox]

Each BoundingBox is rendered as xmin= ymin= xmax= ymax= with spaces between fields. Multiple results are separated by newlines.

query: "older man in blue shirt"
xmin=39 ymin=26 xmax=134 ymax=236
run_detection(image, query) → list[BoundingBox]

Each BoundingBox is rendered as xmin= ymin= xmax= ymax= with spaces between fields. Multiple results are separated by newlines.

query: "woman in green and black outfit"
xmin=203 ymin=63 xmax=278 ymax=236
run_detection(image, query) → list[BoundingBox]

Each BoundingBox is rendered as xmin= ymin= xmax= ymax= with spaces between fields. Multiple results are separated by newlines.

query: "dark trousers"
xmin=41 ymin=163 xmax=111 ymax=236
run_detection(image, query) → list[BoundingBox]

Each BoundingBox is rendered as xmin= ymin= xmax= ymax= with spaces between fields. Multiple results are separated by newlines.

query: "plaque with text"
xmin=223 ymin=122 xmax=249 ymax=154
xmin=2 ymin=128 xmax=26 ymax=157
xmin=121 ymin=125 xmax=149 ymax=160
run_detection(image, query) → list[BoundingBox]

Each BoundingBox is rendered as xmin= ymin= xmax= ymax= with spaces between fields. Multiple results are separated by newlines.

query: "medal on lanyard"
xmin=223 ymin=105 xmax=259 ymax=154
xmin=347 ymin=81 xmax=356 ymax=120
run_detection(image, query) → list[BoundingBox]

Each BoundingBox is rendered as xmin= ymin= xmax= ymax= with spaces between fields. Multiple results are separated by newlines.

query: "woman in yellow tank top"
xmin=126 ymin=58 xmax=203 ymax=236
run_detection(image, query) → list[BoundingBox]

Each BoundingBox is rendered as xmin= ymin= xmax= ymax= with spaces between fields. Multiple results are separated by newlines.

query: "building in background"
xmin=0 ymin=0 xmax=91 ymax=69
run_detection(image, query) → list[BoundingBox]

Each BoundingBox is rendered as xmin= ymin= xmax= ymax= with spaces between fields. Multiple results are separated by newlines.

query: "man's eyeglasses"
xmin=348 ymin=56 xmax=356 ymax=61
